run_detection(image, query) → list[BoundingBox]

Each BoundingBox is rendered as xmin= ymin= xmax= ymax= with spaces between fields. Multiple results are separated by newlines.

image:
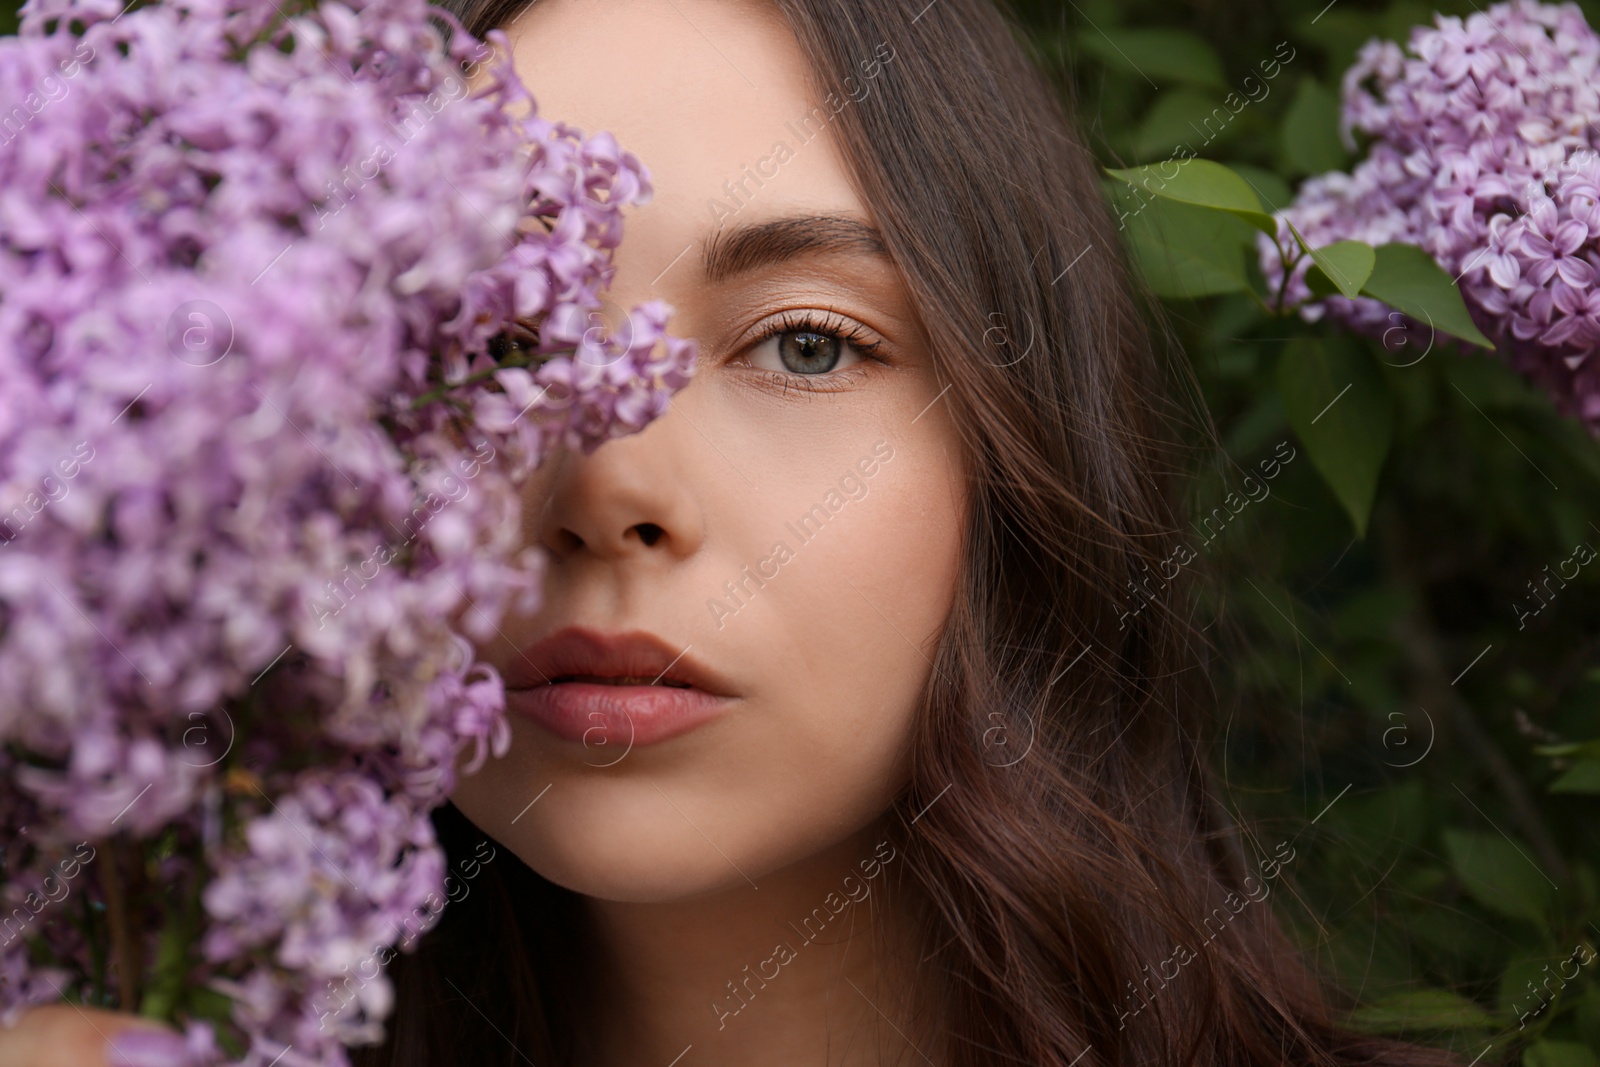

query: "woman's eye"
xmin=748 ymin=326 xmax=867 ymax=376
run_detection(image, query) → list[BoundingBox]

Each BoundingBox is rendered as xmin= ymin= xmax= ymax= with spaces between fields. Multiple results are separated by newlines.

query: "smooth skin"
xmin=449 ymin=1 xmax=964 ymax=1063
xmin=1 ymin=1 xmax=964 ymax=1063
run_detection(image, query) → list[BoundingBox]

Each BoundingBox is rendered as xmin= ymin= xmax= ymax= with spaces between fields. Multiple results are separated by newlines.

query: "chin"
xmin=448 ymin=766 xmax=760 ymax=903
xmin=451 ymin=749 xmax=903 ymax=906
xmin=516 ymin=828 xmax=758 ymax=904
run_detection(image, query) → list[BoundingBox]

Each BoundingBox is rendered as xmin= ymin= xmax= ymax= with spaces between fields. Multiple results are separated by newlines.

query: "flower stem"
xmin=1273 ymin=238 xmax=1304 ymax=315
xmin=97 ymin=838 xmax=142 ymax=1012
xmin=408 ymin=348 xmax=568 ymax=411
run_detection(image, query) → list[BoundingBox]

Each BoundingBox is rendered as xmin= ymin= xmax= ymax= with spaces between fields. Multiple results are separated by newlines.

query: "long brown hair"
xmin=356 ymin=1 xmax=1460 ymax=1065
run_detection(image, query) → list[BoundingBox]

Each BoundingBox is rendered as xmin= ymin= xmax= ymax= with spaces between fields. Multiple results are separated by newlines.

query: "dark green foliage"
xmin=1012 ymin=0 xmax=1600 ymax=1062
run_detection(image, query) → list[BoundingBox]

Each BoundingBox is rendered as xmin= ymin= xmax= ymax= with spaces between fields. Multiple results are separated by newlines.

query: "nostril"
xmin=633 ymin=522 xmax=665 ymax=547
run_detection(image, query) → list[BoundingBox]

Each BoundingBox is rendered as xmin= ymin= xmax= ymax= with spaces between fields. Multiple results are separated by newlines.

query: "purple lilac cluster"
xmin=0 ymin=0 xmax=694 ymax=1063
xmin=1258 ymin=0 xmax=1600 ymax=430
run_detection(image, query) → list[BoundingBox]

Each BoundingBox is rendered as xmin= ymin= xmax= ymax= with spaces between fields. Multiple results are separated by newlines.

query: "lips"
xmin=503 ymin=627 xmax=737 ymax=747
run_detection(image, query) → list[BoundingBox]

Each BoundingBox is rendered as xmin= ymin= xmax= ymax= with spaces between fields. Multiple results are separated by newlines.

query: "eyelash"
xmin=741 ymin=309 xmax=885 ymax=394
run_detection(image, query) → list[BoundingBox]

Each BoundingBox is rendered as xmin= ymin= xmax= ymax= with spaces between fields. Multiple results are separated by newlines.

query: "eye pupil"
xmin=779 ymin=330 xmax=841 ymax=374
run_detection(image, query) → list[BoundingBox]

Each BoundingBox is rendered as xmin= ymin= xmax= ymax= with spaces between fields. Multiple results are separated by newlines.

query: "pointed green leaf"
xmin=1501 ymin=957 xmax=1557 ymax=1018
xmin=1132 ymin=90 xmax=1243 ymax=160
xmin=1278 ymin=336 xmax=1394 ymax=537
xmin=1226 ymin=163 xmax=1293 ymax=215
xmin=1537 ymin=740 xmax=1600 ymax=760
xmin=1305 ymin=263 xmax=1340 ymax=298
xmin=1118 ymin=192 xmax=1253 ymax=299
xmin=1350 ymin=989 xmax=1499 ymax=1035
xmin=1281 ymin=77 xmax=1351 ymax=176
xmin=1550 ymin=759 xmax=1600 ymax=794
xmin=1104 ymin=159 xmax=1277 ymax=237
xmin=1443 ymin=828 xmax=1556 ymax=927
xmin=1304 ymin=239 xmax=1377 ymax=300
xmin=1360 ymin=243 xmax=1494 ymax=348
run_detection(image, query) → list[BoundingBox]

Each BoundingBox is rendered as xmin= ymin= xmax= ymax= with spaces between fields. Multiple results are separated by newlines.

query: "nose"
xmin=531 ymin=403 xmax=706 ymax=564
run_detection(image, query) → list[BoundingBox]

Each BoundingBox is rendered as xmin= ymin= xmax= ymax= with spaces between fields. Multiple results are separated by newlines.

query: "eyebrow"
xmin=701 ymin=214 xmax=890 ymax=285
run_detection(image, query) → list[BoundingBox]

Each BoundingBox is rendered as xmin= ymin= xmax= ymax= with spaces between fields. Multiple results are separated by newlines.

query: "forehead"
xmin=503 ymin=0 xmax=865 ymax=281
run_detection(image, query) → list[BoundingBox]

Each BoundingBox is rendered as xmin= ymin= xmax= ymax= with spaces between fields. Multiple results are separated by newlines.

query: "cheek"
xmin=762 ymin=441 xmax=961 ymax=773
xmin=451 ymin=375 xmax=965 ymax=904
xmin=671 ymin=373 xmax=961 ymax=858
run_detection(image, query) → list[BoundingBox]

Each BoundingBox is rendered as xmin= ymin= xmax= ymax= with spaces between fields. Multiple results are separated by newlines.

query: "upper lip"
xmin=505 ymin=627 xmax=735 ymax=697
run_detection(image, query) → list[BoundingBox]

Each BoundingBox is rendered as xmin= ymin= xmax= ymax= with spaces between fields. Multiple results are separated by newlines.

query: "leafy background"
xmin=1001 ymin=0 xmax=1600 ymax=1063
xmin=2 ymin=0 xmax=1598 ymax=1063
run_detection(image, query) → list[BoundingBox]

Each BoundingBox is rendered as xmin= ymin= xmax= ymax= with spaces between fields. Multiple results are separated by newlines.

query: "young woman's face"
xmin=449 ymin=0 xmax=966 ymax=903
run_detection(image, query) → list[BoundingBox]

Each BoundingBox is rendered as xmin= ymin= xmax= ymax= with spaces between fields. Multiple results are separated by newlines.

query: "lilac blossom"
xmin=0 ymin=0 xmax=695 ymax=1063
xmin=1259 ymin=0 xmax=1600 ymax=430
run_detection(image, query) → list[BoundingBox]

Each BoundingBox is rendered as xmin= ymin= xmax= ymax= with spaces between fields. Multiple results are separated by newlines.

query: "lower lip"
xmin=505 ymin=682 xmax=734 ymax=747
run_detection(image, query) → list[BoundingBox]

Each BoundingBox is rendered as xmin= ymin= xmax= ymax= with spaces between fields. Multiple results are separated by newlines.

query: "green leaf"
xmin=1360 ymin=243 xmax=1495 ymax=348
xmin=138 ymin=921 xmax=191 ymax=1021
xmin=187 ymin=986 xmax=246 ymax=1059
xmin=1501 ymin=957 xmax=1555 ymax=1018
xmin=1526 ymin=1042 xmax=1600 ymax=1067
xmin=1226 ymin=163 xmax=1293 ymax=215
xmin=1133 ymin=90 xmax=1243 ymax=160
xmin=1104 ymin=159 xmax=1277 ymax=237
xmin=1350 ymin=989 xmax=1500 ymax=1035
xmin=1278 ymin=336 xmax=1394 ymax=537
xmin=1076 ymin=28 xmax=1226 ymax=88
xmin=1577 ymin=986 xmax=1600 ymax=1049
xmin=1114 ymin=189 xmax=1254 ymax=299
xmin=1551 ymin=759 xmax=1600 ymax=794
xmin=1281 ymin=77 xmax=1351 ymax=176
xmin=1443 ymin=828 xmax=1556 ymax=927
xmin=187 ymin=985 xmax=235 ymax=1024
xmin=1537 ymin=740 xmax=1600 ymax=760
xmin=1302 ymin=238 xmax=1377 ymax=300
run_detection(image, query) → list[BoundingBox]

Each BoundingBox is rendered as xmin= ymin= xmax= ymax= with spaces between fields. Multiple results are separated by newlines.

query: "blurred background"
xmin=4 ymin=0 xmax=1598 ymax=1063
xmin=1003 ymin=0 xmax=1600 ymax=1062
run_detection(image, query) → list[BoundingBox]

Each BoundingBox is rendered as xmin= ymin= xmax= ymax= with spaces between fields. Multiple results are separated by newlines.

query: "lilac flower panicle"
xmin=1259 ymin=0 xmax=1600 ymax=429
xmin=0 ymin=1 xmax=695 ymax=1063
